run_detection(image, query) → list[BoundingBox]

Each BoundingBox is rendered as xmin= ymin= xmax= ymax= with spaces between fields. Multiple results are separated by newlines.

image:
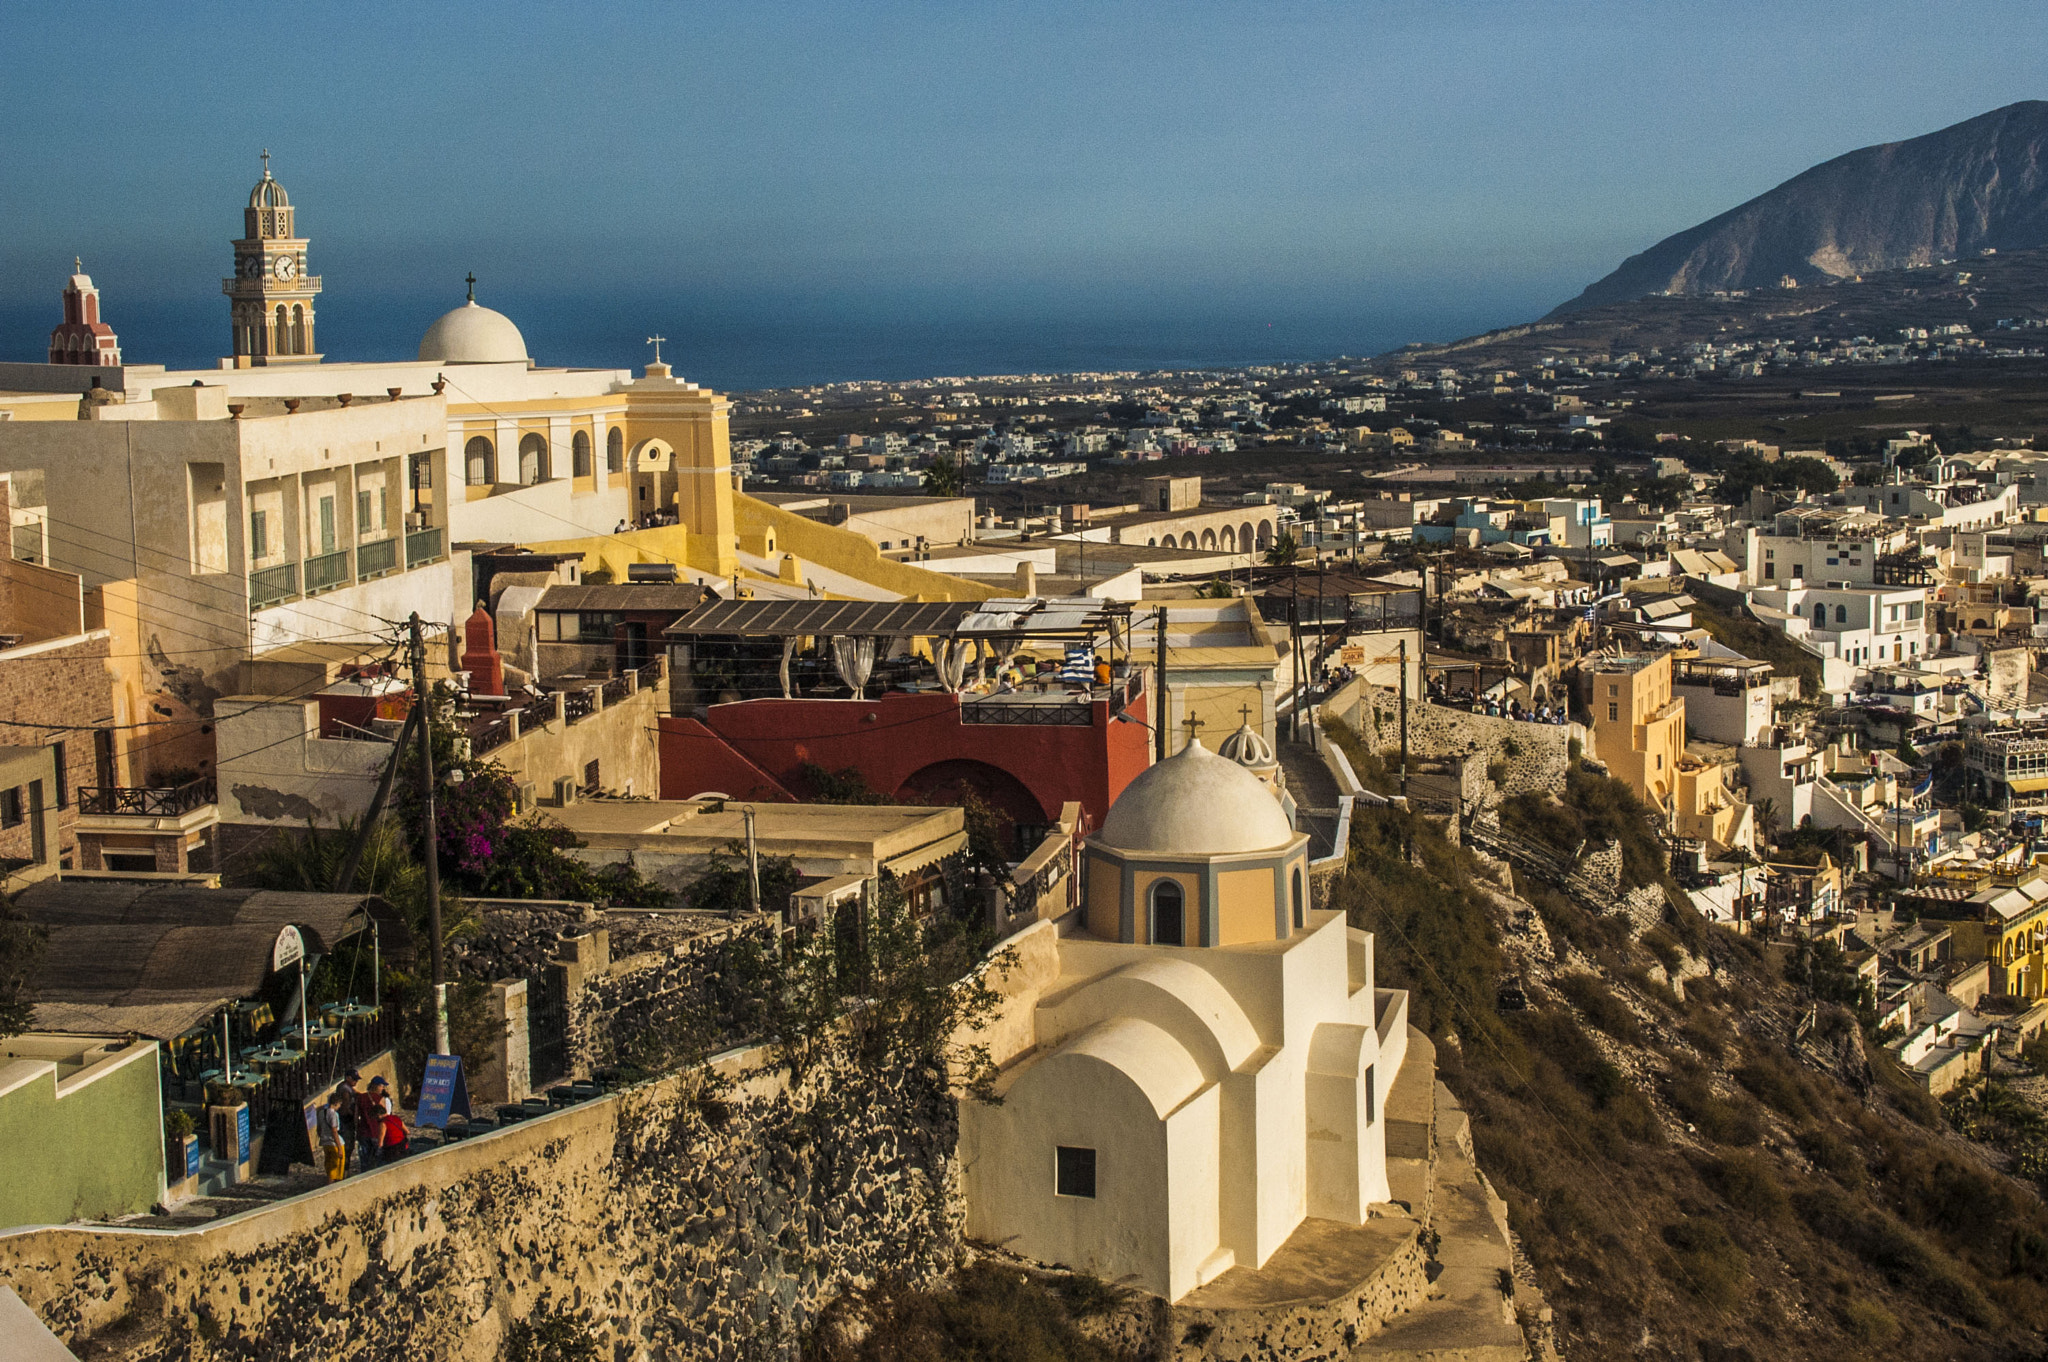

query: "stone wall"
xmin=1353 ymin=690 xmax=1572 ymax=804
xmin=0 ymin=1044 xmax=960 ymax=1361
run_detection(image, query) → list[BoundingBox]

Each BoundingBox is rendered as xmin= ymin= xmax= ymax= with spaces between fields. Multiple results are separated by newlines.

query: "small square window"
xmin=0 ymin=787 xmax=21 ymax=828
xmin=1055 ymin=1145 xmax=1096 ymax=1199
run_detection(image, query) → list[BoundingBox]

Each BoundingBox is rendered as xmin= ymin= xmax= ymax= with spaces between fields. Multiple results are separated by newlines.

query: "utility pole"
xmin=1154 ymin=605 xmax=1169 ymax=763
xmin=1399 ymin=638 xmax=1410 ymax=787
xmin=743 ymin=804 xmax=761 ymax=918
xmin=1290 ymin=562 xmax=1303 ymax=741
xmin=408 ymin=613 xmax=450 ymax=1057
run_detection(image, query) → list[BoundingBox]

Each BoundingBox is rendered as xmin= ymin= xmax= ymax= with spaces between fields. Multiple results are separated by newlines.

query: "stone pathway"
xmin=1281 ymin=739 xmax=1342 ymax=859
xmin=1356 ymin=1083 xmax=1532 ymax=1362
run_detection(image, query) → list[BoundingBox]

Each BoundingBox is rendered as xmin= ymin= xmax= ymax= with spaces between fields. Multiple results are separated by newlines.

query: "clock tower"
xmin=222 ymin=151 xmax=322 ymax=366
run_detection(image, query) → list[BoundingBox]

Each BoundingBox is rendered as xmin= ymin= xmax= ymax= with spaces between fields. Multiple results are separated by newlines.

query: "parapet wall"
xmin=0 ymin=1043 xmax=960 ymax=1360
xmin=1354 ymin=690 xmax=1572 ymax=803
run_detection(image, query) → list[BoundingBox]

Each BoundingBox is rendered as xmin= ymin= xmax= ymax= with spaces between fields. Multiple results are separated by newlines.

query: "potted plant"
xmin=165 ymin=1109 xmax=199 ymax=1182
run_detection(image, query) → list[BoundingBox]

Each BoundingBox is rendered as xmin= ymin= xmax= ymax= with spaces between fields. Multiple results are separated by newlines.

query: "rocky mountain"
xmin=1552 ymin=101 xmax=2048 ymax=315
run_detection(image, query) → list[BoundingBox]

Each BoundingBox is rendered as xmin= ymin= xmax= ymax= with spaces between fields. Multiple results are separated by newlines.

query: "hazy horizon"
xmin=3 ymin=1 xmax=2044 ymax=388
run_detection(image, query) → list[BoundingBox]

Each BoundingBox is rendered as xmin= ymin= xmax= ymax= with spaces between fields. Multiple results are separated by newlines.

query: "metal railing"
xmin=601 ymin=675 xmax=630 ymax=706
xmin=469 ymin=713 xmax=515 ymax=757
xmin=563 ymin=688 xmax=596 ymax=724
xmin=78 ymin=776 xmax=217 ymax=818
xmin=304 ymin=548 xmax=351 ymax=594
xmin=356 ymin=536 xmax=398 ymax=580
xmin=519 ymin=695 xmax=556 ymax=732
xmin=961 ymin=699 xmax=1095 ymax=727
xmin=406 ymin=526 xmax=444 ymax=568
xmin=250 ymin=562 xmax=297 ymax=610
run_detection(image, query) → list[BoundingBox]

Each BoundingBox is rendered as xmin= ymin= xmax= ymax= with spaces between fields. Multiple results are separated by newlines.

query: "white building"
xmin=1751 ymin=584 xmax=1929 ymax=668
xmin=962 ymin=740 xmax=1404 ymax=1301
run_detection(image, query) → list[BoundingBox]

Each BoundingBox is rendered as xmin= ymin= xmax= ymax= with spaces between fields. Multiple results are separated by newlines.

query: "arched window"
xmin=274 ymin=304 xmax=289 ymax=355
xmin=1150 ymin=880 xmax=1184 ymax=947
xmin=1836 ymin=605 xmax=1848 ymax=624
xmin=465 ymin=436 xmax=494 ymax=486
xmin=572 ymin=430 xmax=593 ymax=478
xmin=1291 ymin=867 xmax=1305 ymax=930
xmin=606 ymin=426 xmax=624 ymax=473
xmin=518 ymin=433 xmax=547 ymax=485
xmin=290 ymin=305 xmax=305 ymax=354
xmin=1813 ymin=603 xmax=1826 ymax=627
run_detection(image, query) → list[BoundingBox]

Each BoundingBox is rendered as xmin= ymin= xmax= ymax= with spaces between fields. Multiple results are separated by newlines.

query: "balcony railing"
xmin=601 ymin=675 xmax=630 ymax=706
xmin=79 ymin=776 xmax=217 ymax=818
xmin=250 ymin=562 xmax=298 ymax=610
xmin=357 ymin=536 xmax=399 ymax=580
xmin=305 ymin=548 xmax=351 ymax=594
xmin=563 ymin=688 xmax=596 ymax=724
xmin=406 ymin=526 xmax=444 ymax=568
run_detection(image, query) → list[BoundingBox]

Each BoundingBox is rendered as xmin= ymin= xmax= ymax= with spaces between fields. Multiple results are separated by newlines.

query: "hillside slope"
xmin=1553 ymin=101 xmax=2048 ymax=315
xmin=1323 ymin=752 xmax=2048 ymax=1360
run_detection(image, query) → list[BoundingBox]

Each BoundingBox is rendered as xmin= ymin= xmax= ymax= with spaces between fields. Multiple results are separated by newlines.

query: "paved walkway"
xmin=1280 ymin=739 xmax=1342 ymax=859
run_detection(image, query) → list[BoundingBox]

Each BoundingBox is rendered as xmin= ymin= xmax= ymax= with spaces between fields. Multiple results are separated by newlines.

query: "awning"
xmin=2006 ymin=777 xmax=2048 ymax=794
xmin=881 ymin=830 xmax=969 ymax=878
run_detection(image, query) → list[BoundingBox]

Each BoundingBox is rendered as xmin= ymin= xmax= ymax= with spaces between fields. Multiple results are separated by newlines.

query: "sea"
xmin=0 ymin=289 xmax=1535 ymax=395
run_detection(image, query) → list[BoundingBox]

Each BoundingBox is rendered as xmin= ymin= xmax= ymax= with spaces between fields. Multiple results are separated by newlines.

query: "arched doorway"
xmin=1239 ymin=521 xmax=1254 ymax=552
xmin=1181 ymin=532 xmax=1198 ymax=550
xmin=1150 ymin=880 xmax=1185 ymax=947
xmin=519 ymin=433 xmax=547 ymax=485
xmin=1221 ymin=526 xmax=1236 ymax=551
xmin=1256 ymin=520 xmax=1274 ymax=550
xmin=1200 ymin=529 xmax=1217 ymax=550
xmin=464 ymin=436 xmax=494 ymax=486
xmin=897 ymin=757 xmax=1048 ymax=859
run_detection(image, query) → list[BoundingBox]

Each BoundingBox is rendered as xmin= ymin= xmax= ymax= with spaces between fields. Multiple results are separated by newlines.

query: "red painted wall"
xmin=658 ymin=685 xmax=1153 ymax=830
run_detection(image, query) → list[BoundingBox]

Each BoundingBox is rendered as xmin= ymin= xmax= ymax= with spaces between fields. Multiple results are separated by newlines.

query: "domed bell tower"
xmin=222 ymin=151 xmax=322 ymax=366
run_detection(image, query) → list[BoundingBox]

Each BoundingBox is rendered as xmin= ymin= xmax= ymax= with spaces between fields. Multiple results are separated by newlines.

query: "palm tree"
xmin=1753 ymin=797 xmax=1781 ymax=850
xmin=921 ymin=452 xmax=963 ymax=497
xmin=1263 ymin=531 xmax=1300 ymax=568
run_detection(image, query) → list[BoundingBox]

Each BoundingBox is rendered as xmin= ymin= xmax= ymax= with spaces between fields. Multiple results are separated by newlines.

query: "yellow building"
xmin=1588 ymin=651 xmax=1753 ymax=853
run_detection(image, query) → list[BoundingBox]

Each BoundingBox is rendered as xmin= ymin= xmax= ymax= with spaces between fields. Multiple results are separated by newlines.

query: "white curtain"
xmin=831 ymin=635 xmax=875 ymax=696
xmin=934 ymin=640 xmax=970 ymax=693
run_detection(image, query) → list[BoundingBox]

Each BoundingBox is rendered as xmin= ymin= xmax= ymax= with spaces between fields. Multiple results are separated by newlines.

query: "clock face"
xmin=273 ymin=256 xmax=299 ymax=282
xmin=238 ymin=255 xmax=260 ymax=279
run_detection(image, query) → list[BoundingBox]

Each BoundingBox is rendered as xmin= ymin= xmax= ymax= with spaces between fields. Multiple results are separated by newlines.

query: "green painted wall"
xmin=0 ymin=1043 xmax=163 ymax=1230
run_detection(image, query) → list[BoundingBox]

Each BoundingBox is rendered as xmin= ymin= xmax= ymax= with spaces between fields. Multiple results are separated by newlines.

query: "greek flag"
xmin=1057 ymin=646 xmax=1096 ymax=683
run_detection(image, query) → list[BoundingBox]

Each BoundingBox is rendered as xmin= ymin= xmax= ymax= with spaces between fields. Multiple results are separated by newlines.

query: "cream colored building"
xmin=962 ymin=740 xmax=1404 ymax=1300
xmin=1588 ymin=651 xmax=1754 ymax=853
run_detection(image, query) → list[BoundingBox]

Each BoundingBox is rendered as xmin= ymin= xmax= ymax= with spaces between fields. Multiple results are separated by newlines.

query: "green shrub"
xmin=1837 ymin=1296 xmax=1900 ymax=1346
xmin=1733 ymin=1053 xmax=1812 ymax=1121
xmin=1639 ymin=927 xmax=1683 ymax=975
xmin=1793 ymin=1186 xmax=2000 ymax=1328
xmin=1556 ymin=973 xmax=1642 ymax=1044
xmin=1702 ymin=1151 xmax=1786 ymax=1219
xmin=1798 ymin=1125 xmax=1868 ymax=1188
xmin=1660 ymin=1218 xmax=1750 ymax=1308
xmin=1665 ymin=1063 xmax=1763 ymax=1145
xmin=805 ymin=1262 xmax=1128 ymax=1362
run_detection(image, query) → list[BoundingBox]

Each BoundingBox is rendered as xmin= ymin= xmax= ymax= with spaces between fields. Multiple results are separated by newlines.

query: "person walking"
xmin=316 ymin=1089 xmax=348 ymax=1183
xmin=336 ymin=1070 xmax=362 ymax=1171
xmin=355 ymin=1075 xmax=389 ymax=1172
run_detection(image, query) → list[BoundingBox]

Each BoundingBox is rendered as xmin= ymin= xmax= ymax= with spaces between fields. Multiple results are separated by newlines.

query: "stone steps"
xmin=1354 ymin=1084 xmax=1529 ymax=1362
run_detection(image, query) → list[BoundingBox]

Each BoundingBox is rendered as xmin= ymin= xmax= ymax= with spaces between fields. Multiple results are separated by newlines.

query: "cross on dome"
xmin=647 ymin=334 xmax=668 ymax=364
xmin=465 ymin=272 xmax=476 ymax=303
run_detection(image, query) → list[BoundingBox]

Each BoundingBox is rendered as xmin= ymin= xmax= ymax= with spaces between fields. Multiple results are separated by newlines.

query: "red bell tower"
xmin=48 ymin=260 xmax=121 ymax=367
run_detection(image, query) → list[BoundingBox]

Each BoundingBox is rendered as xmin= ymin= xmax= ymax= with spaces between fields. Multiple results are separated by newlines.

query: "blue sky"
xmin=2 ymin=1 xmax=2043 ymax=385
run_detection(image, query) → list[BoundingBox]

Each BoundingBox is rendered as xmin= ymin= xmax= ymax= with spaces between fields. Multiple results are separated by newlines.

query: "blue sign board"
xmin=235 ymin=1105 xmax=251 ymax=1165
xmin=416 ymin=1053 xmax=471 ymax=1129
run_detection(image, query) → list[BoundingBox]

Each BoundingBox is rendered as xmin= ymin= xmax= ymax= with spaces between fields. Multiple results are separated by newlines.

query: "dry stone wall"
xmin=1356 ymin=691 xmax=1571 ymax=803
xmin=0 ymin=1046 xmax=960 ymax=1361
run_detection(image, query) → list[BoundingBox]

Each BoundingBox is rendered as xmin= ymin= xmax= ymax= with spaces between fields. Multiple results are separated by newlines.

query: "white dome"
xmin=1096 ymin=739 xmax=1294 ymax=856
xmin=419 ymin=300 xmax=529 ymax=364
xmin=1217 ymin=721 xmax=1277 ymax=769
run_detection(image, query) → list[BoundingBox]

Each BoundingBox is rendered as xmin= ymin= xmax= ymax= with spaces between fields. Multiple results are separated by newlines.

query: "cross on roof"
xmin=260 ymin=149 xmax=271 ymax=177
xmin=1181 ymin=716 xmax=1206 ymax=742
xmin=465 ymin=272 xmax=476 ymax=303
xmin=1239 ymin=703 xmax=1254 ymax=727
xmin=647 ymin=334 xmax=667 ymax=364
